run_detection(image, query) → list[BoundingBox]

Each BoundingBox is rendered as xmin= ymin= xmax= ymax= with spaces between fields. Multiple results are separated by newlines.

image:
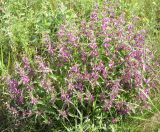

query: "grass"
xmin=0 ymin=0 xmax=160 ymax=131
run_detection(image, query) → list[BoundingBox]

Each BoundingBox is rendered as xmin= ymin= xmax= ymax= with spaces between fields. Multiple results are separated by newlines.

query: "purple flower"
xmin=43 ymin=33 xmax=54 ymax=54
xmin=139 ymin=89 xmax=149 ymax=101
xmin=17 ymin=94 xmax=24 ymax=104
xmin=67 ymin=82 xmax=74 ymax=91
xmin=35 ymin=56 xmax=51 ymax=73
xmin=116 ymin=44 xmax=131 ymax=51
xmin=21 ymin=75 xmax=30 ymax=85
xmin=109 ymin=60 xmax=114 ymax=68
xmin=70 ymin=65 xmax=79 ymax=73
xmin=61 ymin=90 xmax=70 ymax=103
xmin=103 ymin=43 xmax=110 ymax=48
xmin=89 ymin=43 xmax=97 ymax=49
xmin=115 ymin=102 xmax=129 ymax=115
xmin=92 ymin=61 xmax=105 ymax=73
xmin=41 ymin=79 xmax=51 ymax=92
xmin=8 ymin=79 xmax=24 ymax=104
xmin=15 ymin=65 xmax=25 ymax=77
xmin=90 ymin=50 xmax=99 ymax=57
xmin=67 ymin=32 xmax=77 ymax=43
xmin=128 ymin=23 xmax=134 ymax=30
xmin=110 ymin=81 xmax=120 ymax=100
xmin=104 ymin=37 xmax=112 ymax=42
xmin=8 ymin=79 xmax=19 ymax=94
xmin=130 ymin=50 xmax=143 ymax=61
xmin=80 ymin=50 xmax=87 ymax=62
xmin=57 ymin=25 xmax=66 ymax=38
xmin=47 ymin=43 xmax=54 ymax=54
xmin=134 ymin=71 xmax=142 ymax=87
xmin=134 ymin=33 xmax=145 ymax=44
xmin=91 ymin=72 xmax=99 ymax=81
xmin=112 ymin=118 xmax=118 ymax=124
xmin=22 ymin=57 xmax=30 ymax=69
xmin=74 ymin=81 xmax=83 ymax=91
xmin=90 ymin=7 xmax=98 ymax=21
xmin=58 ymin=109 xmax=68 ymax=119
xmin=84 ymin=91 xmax=94 ymax=102
xmin=81 ymin=20 xmax=87 ymax=33
xmin=103 ymin=100 xmax=113 ymax=111
xmin=101 ymin=17 xmax=110 ymax=31
xmin=30 ymin=95 xmax=38 ymax=104
xmin=102 ymin=69 xmax=107 ymax=79
xmin=122 ymin=68 xmax=132 ymax=83
xmin=59 ymin=46 xmax=70 ymax=59
xmin=26 ymin=85 xmax=33 ymax=91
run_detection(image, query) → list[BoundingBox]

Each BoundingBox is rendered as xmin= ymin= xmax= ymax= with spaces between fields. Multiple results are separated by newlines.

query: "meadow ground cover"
xmin=0 ymin=0 xmax=160 ymax=131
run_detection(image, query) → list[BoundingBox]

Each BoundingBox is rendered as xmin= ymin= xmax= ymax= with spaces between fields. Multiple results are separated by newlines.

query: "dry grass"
xmin=141 ymin=112 xmax=160 ymax=132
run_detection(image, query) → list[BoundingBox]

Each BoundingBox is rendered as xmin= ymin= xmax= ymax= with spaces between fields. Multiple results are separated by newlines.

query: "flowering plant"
xmin=4 ymin=0 xmax=155 ymax=130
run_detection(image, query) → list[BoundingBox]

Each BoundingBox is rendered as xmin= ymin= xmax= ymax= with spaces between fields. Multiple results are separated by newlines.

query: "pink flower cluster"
xmin=6 ymin=0 xmax=154 ymax=125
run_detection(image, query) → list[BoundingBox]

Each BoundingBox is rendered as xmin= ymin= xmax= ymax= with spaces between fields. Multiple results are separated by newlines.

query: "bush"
xmin=2 ymin=0 xmax=155 ymax=131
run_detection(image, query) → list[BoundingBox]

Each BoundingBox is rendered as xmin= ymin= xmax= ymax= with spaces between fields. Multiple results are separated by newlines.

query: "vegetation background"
xmin=0 ymin=0 xmax=160 ymax=131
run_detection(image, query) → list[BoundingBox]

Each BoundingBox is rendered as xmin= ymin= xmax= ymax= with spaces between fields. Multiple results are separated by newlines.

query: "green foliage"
xmin=0 ymin=0 xmax=159 ymax=131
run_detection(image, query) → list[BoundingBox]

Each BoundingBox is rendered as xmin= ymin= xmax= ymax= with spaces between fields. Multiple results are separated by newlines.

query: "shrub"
xmin=3 ymin=0 xmax=155 ymax=131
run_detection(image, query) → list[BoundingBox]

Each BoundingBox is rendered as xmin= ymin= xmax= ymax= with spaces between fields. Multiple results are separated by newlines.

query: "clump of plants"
xmin=3 ymin=1 xmax=155 ymax=131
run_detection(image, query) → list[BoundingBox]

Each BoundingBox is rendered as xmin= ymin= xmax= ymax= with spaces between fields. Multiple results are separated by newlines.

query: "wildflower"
xmin=102 ymin=68 xmax=108 ymax=79
xmin=74 ymin=81 xmax=83 ymax=91
xmin=21 ymin=75 xmax=30 ymax=85
xmin=103 ymin=100 xmax=113 ymax=111
xmin=59 ymin=46 xmax=70 ymax=59
xmin=110 ymin=81 xmax=120 ymax=100
xmin=68 ymin=82 xmax=74 ymax=91
xmin=67 ymin=32 xmax=77 ymax=43
xmin=80 ymin=50 xmax=87 ymax=62
xmin=81 ymin=20 xmax=87 ymax=33
xmin=70 ymin=64 xmax=79 ymax=73
xmin=103 ymin=43 xmax=110 ymax=48
xmin=30 ymin=95 xmax=38 ymax=105
xmin=91 ymin=72 xmax=99 ymax=84
xmin=101 ymin=17 xmax=110 ymax=31
xmin=104 ymin=37 xmax=112 ymax=43
xmin=26 ymin=85 xmax=33 ymax=91
xmin=84 ymin=91 xmax=94 ymax=102
xmin=112 ymin=118 xmax=118 ymax=124
xmin=122 ymin=68 xmax=132 ymax=83
xmin=17 ymin=93 xmax=24 ymax=104
xmin=92 ymin=62 xmax=104 ymax=72
xmin=134 ymin=71 xmax=142 ymax=87
xmin=139 ymin=88 xmax=149 ymax=102
xmin=130 ymin=50 xmax=143 ymax=61
xmin=90 ymin=9 xmax=98 ymax=21
xmin=61 ymin=90 xmax=70 ymax=103
xmin=57 ymin=25 xmax=66 ymax=38
xmin=89 ymin=43 xmax=97 ymax=49
xmin=35 ymin=56 xmax=52 ymax=73
xmin=90 ymin=49 xmax=99 ymax=57
xmin=134 ymin=33 xmax=145 ymax=44
xmin=128 ymin=23 xmax=134 ymax=30
xmin=116 ymin=44 xmax=131 ymax=51
xmin=58 ymin=109 xmax=68 ymax=119
xmin=43 ymin=33 xmax=54 ymax=54
xmin=109 ymin=60 xmax=114 ymax=68
xmin=86 ymin=30 xmax=95 ymax=41
xmin=22 ymin=56 xmax=30 ymax=69
xmin=8 ymin=79 xmax=19 ymax=94
xmin=41 ymin=79 xmax=51 ymax=92
xmin=115 ymin=102 xmax=129 ymax=115
xmin=77 ymin=93 xmax=83 ymax=102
